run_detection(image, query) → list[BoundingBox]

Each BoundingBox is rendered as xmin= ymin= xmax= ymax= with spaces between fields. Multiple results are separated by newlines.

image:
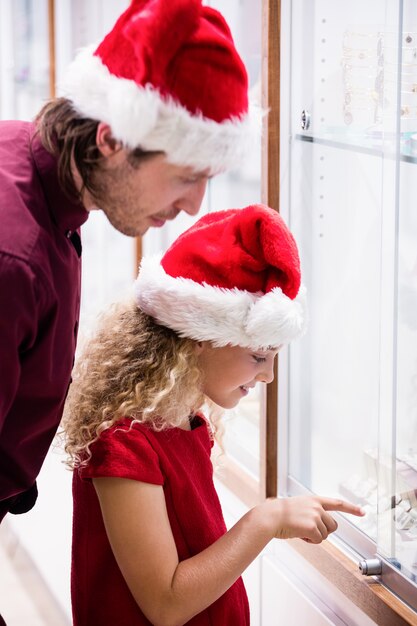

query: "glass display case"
xmin=278 ymin=0 xmax=417 ymax=613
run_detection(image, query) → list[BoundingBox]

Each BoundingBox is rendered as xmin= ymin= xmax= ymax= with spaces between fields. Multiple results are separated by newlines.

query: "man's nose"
xmin=176 ymin=178 xmax=208 ymax=216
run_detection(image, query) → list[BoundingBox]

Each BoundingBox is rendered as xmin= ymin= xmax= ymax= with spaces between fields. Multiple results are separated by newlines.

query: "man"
xmin=0 ymin=0 xmax=259 ymax=529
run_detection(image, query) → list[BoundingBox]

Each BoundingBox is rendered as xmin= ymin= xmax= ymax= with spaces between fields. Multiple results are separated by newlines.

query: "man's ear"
xmin=96 ymin=122 xmax=122 ymax=157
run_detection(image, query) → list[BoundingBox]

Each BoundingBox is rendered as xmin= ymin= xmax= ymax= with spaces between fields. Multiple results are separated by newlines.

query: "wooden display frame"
xmin=48 ymin=0 xmax=55 ymax=98
xmin=261 ymin=0 xmax=281 ymax=501
xmin=290 ymin=538 xmax=417 ymax=626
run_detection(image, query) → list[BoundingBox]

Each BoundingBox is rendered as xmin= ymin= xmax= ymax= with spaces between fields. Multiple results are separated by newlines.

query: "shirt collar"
xmin=30 ymin=126 xmax=89 ymax=234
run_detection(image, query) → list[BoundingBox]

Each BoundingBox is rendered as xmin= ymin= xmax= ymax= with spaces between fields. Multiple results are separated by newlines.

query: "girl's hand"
xmin=260 ymin=495 xmax=364 ymax=544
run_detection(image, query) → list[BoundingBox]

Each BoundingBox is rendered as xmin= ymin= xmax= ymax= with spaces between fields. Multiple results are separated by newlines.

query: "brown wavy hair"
xmin=35 ymin=98 xmax=162 ymax=201
xmin=62 ymin=299 xmax=208 ymax=469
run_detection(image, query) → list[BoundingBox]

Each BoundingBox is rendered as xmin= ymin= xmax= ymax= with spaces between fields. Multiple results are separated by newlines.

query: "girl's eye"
xmin=253 ymin=355 xmax=266 ymax=364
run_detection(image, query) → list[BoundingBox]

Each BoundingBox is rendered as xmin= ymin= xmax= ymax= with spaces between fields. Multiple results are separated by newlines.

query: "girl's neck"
xmin=178 ymin=413 xmax=198 ymax=431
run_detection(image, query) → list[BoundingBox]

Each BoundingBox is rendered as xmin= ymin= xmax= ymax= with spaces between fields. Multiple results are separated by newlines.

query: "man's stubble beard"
xmin=89 ymin=163 xmax=146 ymax=237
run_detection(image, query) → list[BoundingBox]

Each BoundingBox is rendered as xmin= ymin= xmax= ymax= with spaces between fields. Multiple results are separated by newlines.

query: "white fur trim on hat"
xmin=59 ymin=46 xmax=263 ymax=174
xmin=134 ymin=256 xmax=308 ymax=349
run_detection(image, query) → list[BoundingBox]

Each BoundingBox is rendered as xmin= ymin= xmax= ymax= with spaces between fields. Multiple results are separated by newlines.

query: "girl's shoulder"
xmin=77 ymin=413 xmax=214 ymax=486
xmin=80 ymin=417 xmax=165 ymax=484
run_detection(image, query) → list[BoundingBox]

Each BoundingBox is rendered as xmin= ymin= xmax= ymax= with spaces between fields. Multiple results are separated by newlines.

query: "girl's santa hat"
xmin=60 ymin=0 xmax=260 ymax=174
xmin=135 ymin=205 xmax=307 ymax=350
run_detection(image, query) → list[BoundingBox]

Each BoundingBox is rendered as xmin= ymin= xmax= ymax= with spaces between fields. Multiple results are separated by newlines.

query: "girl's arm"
xmin=93 ymin=477 xmax=363 ymax=626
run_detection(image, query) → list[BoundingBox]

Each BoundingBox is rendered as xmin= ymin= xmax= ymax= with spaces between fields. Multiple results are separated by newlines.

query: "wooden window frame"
xmin=48 ymin=0 xmax=55 ymax=99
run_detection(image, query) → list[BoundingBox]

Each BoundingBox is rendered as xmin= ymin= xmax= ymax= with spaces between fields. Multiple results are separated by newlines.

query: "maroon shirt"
xmin=72 ymin=416 xmax=250 ymax=625
xmin=0 ymin=120 xmax=89 ymax=521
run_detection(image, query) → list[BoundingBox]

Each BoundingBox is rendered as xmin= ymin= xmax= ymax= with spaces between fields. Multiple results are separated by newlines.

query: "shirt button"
xmin=66 ymin=230 xmax=72 ymax=238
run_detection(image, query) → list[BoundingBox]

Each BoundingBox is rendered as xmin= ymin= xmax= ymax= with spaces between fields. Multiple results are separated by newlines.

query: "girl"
xmin=63 ymin=204 xmax=363 ymax=626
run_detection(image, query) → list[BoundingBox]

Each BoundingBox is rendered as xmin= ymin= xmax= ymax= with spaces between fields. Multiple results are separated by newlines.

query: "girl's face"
xmin=197 ymin=343 xmax=280 ymax=409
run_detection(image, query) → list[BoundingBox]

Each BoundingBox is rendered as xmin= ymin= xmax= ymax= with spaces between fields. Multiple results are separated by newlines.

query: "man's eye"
xmin=253 ymin=355 xmax=266 ymax=363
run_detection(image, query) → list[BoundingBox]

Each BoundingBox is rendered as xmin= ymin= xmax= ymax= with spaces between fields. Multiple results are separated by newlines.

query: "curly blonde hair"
xmin=62 ymin=299 xmax=207 ymax=469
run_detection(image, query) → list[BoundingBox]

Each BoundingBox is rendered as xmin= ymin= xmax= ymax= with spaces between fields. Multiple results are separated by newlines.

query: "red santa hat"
xmin=134 ymin=205 xmax=307 ymax=349
xmin=60 ymin=0 xmax=261 ymax=174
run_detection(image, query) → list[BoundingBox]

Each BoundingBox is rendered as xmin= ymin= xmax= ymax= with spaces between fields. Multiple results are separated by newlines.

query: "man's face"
xmin=87 ymin=151 xmax=210 ymax=237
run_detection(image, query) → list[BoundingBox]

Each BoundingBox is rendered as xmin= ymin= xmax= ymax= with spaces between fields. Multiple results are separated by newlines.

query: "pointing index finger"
xmin=319 ymin=497 xmax=365 ymax=516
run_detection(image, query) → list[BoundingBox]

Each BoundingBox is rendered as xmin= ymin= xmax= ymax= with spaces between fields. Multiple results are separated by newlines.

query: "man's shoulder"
xmin=0 ymin=121 xmax=49 ymax=264
xmin=0 ymin=119 xmax=33 ymax=147
xmin=0 ymin=119 xmax=33 ymax=132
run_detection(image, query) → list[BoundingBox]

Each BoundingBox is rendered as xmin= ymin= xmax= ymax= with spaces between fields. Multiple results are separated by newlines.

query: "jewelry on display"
xmin=400 ymin=105 xmax=417 ymax=118
xmin=342 ymin=48 xmax=381 ymax=61
xmin=341 ymin=28 xmax=417 ymax=126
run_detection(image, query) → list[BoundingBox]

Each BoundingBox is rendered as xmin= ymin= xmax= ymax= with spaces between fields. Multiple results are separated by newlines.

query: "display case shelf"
xmin=295 ymin=131 xmax=417 ymax=164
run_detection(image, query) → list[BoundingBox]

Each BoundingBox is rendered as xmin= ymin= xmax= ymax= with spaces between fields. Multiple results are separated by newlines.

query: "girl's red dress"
xmin=71 ymin=414 xmax=250 ymax=625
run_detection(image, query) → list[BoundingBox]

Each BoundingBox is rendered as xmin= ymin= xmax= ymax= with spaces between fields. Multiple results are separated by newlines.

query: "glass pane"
xmin=76 ymin=0 xmax=136 ymax=332
xmin=377 ymin=0 xmax=417 ymax=592
xmin=144 ymin=0 xmax=263 ymax=484
xmin=285 ymin=0 xmax=417 ymax=605
xmin=286 ymin=0 xmax=393 ymax=541
xmin=12 ymin=0 xmax=49 ymax=119
xmin=393 ymin=166 xmax=417 ymax=584
xmin=208 ymin=0 xmax=263 ymax=482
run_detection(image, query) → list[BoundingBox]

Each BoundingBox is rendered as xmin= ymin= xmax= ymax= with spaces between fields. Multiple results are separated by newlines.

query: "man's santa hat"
xmin=60 ymin=0 xmax=260 ymax=174
xmin=135 ymin=205 xmax=307 ymax=350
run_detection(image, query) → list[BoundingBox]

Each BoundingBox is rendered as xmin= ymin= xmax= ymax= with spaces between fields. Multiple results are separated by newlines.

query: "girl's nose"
xmin=256 ymin=362 xmax=275 ymax=385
